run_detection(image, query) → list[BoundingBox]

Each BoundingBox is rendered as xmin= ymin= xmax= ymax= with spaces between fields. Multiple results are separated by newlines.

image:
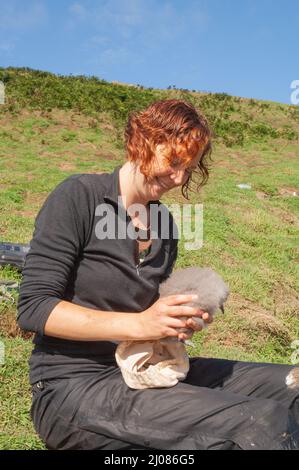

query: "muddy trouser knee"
xmin=30 ymin=357 xmax=299 ymax=450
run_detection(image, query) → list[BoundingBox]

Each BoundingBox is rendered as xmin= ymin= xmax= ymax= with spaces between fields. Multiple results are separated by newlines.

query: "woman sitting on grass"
xmin=17 ymin=99 xmax=299 ymax=450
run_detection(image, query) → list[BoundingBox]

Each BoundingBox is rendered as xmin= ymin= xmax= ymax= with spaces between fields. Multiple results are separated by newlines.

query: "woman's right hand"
xmin=137 ymin=294 xmax=202 ymax=342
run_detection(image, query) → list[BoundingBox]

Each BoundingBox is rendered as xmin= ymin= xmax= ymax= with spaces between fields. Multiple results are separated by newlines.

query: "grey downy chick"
xmin=159 ymin=267 xmax=230 ymax=346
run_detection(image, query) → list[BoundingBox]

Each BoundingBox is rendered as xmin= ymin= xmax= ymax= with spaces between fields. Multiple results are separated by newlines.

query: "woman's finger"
xmin=178 ymin=330 xmax=194 ymax=342
xmin=186 ymin=318 xmax=203 ymax=331
xmin=164 ymin=294 xmax=198 ymax=306
xmin=202 ymin=312 xmax=213 ymax=323
xmin=169 ymin=305 xmax=202 ymax=317
xmin=168 ymin=318 xmax=189 ymax=329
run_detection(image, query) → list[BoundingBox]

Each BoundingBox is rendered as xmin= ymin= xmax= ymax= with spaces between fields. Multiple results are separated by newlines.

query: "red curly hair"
xmin=124 ymin=99 xmax=212 ymax=199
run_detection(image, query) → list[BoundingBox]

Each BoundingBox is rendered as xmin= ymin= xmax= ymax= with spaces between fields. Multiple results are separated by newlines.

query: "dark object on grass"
xmin=0 ymin=242 xmax=30 ymax=271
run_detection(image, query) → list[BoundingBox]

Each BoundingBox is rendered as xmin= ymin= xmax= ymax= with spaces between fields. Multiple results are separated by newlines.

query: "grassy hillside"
xmin=0 ymin=67 xmax=298 ymax=449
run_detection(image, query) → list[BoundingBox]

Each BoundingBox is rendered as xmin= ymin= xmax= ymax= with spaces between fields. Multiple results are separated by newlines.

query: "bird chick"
xmin=159 ymin=267 xmax=229 ymax=345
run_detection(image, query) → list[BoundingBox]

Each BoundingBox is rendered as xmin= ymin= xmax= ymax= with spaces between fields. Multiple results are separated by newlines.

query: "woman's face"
xmin=142 ymin=143 xmax=202 ymax=200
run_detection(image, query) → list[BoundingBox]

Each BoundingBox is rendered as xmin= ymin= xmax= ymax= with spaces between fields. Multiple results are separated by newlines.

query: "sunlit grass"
xmin=0 ymin=70 xmax=298 ymax=448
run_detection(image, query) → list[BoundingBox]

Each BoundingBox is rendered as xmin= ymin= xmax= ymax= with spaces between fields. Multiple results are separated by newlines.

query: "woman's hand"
xmin=182 ymin=311 xmax=213 ymax=342
xmin=137 ymin=294 xmax=207 ymax=341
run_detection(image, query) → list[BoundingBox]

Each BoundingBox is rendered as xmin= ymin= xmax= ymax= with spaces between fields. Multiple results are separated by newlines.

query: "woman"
xmin=17 ymin=99 xmax=298 ymax=450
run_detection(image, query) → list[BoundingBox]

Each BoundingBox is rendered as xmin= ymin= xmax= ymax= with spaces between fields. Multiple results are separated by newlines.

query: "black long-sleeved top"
xmin=17 ymin=164 xmax=178 ymax=384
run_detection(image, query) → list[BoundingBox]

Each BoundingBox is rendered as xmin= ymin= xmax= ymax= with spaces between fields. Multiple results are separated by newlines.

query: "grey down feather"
xmin=159 ymin=267 xmax=230 ymax=339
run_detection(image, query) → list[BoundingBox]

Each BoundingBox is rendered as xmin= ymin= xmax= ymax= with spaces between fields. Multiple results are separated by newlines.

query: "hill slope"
xmin=0 ymin=67 xmax=298 ymax=449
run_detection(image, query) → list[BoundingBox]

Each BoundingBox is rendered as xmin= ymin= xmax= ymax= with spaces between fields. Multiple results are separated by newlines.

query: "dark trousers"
xmin=30 ymin=357 xmax=299 ymax=450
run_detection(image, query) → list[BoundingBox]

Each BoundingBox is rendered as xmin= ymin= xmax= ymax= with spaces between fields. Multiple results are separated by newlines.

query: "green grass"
xmin=0 ymin=338 xmax=45 ymax=449
xmin=0 ymin=68 xmax=298 ymax=449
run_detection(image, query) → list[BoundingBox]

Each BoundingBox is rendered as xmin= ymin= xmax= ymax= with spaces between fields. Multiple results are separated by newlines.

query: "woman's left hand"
xmin=189 ymin=310 xmax=213 ymax=330
xmin=178 ymin=310 xmax=213 ymax=341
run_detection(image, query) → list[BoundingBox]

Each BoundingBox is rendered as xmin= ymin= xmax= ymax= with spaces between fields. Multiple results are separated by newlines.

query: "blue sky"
xmin=0 ymin=0 xmax=298 ymax=104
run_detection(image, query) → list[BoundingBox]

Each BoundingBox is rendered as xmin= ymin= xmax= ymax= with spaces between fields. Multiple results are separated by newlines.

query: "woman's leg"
xmin=31 ymin=365 xmax=299 ymax=450
xmin=185 ymin=357 xmax=299 ymax=422
xmin=31 ymin=376 xmax=147 ymax=450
